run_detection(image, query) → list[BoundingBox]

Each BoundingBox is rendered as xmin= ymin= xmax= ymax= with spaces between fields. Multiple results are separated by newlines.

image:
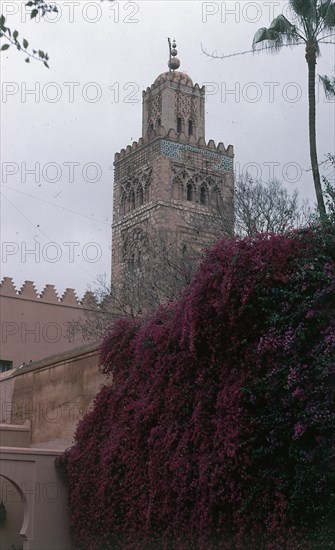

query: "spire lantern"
xmin=168 ymin=38 xmax=180 ymax=71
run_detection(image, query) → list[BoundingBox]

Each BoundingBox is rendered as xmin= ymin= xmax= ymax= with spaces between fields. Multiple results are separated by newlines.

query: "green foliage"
xmin=0 ymin=2 xmax=55 ymax=66
xmin=0 ymin=0 xmax=113 ymax=66
xmin=320 ymin=74 xmax=335 ymax=97
xmin=322 ymin=154 xmax=335 ymax=223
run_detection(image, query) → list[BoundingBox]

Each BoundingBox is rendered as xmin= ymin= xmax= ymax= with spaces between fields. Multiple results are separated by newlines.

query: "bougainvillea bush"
xmin=59 ymin=227 xmax=335 ymax=549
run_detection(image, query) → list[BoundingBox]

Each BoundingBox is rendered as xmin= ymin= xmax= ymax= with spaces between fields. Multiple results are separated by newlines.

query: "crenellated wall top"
xmin=0 ymin=277 xmax=98 ymax=307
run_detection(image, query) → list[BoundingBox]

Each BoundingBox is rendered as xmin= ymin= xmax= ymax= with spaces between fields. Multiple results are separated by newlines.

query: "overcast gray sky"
xmin=1 ymin=0 xmax=334 ymax=297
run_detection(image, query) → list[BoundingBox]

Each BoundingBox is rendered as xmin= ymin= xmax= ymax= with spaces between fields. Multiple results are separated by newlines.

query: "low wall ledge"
xmin=11 ymin=343 xmax=100 ymax=377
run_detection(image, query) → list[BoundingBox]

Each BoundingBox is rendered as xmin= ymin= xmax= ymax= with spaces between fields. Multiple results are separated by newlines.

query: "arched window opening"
xmin=177 ymin=117 xmax=182 ymax=133
xmin=187 ymin=184 xmax=193 ymax=201
xmin=138 ymin=186 xmax=144 ymax=206
xmin=200 ymin=186 xmax=207 ymax=205
xmin=157 ymin=118 xmax=161 ymax=127
xmin=120 ymin=193 xmax=126 ymax=215
xmin=213 ymin=187 xmax=223 ymax=210
xmin=0 ymin=474 xmax=25 ymax=548
xmin=137 ymin=250 xmax=141 ymax=270
xmin=149 ymin=122 xmax=154 ymax=132
xmin=129 ymin=253 xmax=135 ymax=272
xmin=182 ymin=244 xmax=187 ymax=256
xmin=130 ymin=191 xmax=135 ymax=211
xmin=188 ymin=120 xmax=193 ymax=136
xmin=144 ymin=185 xmax=149 ymax=203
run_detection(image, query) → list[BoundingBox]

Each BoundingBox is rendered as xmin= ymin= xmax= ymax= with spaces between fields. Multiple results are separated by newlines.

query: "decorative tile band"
xmin=160 ymin=140 xmax=234 ymax=173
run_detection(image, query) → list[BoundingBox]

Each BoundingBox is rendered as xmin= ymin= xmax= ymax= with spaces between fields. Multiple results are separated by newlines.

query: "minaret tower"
xmin=111 ymin=40 xmax=234 ymax=296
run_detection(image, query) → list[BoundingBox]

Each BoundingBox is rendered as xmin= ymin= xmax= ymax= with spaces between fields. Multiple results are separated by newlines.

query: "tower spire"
xmin=168 ymin=38 xmax=180 ymax=71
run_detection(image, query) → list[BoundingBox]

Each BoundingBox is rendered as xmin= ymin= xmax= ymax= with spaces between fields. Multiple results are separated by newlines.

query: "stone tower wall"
xmin=142 ymin=75 xmax=206 ymax=141
xmin=111 ymin=64 xmax=234 ymax=300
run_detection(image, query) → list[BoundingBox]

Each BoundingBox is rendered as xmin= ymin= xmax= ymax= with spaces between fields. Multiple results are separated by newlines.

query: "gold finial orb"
xmin=168 ymin=38 xmax=180 ymax=71
xmin=168 ymin=57 xmax=180 ymax=70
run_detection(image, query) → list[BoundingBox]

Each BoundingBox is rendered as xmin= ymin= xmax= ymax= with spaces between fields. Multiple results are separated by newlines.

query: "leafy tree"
xmin=0 ymin=1 xmax=57 ymax=66
xmin=0 ymin=0 xmax=113 ymax=66
xmin=252 ymin=0 xmax=335 ymax=218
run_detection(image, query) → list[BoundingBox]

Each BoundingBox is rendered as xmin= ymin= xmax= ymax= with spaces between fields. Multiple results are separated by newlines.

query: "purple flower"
xmin=294 ymin=422 xmax=306 ymax=439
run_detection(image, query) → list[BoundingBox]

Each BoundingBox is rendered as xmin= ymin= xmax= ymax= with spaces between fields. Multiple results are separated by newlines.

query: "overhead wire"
xmin=0 ymin=191 xmax=105 ymax=287
xmin=1 ymin=185 xmax=111 ymax=225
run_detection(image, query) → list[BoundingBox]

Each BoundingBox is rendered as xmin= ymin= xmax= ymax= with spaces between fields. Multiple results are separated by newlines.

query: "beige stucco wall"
xmin=0 ymin=371 xmax=15 ymax=426
xmin=0 ymin=345 xmax=107 ymax=549
xmin=0 ymin=278 xmax=97 ymax=369
xmin=0 ymin=423 xmax=31 ymax=448
xmin=0 ymin=344 xmax=106 ymax=450
xmin=0 ymin=446 xmax=72 ymax=550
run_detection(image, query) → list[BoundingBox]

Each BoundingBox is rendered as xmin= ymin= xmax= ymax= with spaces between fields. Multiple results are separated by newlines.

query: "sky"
xmin=1 ymin=0 xmax=334 ymax=298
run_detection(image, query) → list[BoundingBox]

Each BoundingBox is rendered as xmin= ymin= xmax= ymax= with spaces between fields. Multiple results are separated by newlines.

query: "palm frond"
xmin=320 ymin=0 xmax=335 ymax=28
xmin=290 ymin=0 xmax=317 ymax=21
xmin=315 ymin=39 xmax=321 ymax=55
xmin=270 ymin=14 xmax=297 ymax=34
xmin=252 ymin=27 xmax=267 ymax=45
xmin=253 ymin=16 xmax=304 ymax=52
xmin=252 ymin=27 xmax=276 ymax=50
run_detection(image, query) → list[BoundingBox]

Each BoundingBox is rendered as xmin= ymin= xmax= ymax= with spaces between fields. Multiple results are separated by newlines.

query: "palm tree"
xmin=253 ymin=0 xmax=335 ymax=218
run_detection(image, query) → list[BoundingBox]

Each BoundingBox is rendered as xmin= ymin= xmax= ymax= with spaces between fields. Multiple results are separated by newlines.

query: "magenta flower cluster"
xmin=58 ymin=228 xmax=335 ymax=549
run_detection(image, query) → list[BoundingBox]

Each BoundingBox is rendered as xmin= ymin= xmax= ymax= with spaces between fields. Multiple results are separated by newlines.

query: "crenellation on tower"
xmin=115 ymin=131 xmax=234 ymax=162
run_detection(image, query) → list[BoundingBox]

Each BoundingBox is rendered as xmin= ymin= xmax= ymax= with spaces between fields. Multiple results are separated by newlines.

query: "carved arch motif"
xmin=172 ymin=165 xmax=224 ymax=206
xmin=121 ymin=226 xmax=149 ymax=272
xmin=119 ymin=166 xmax=152 ymax=216
xmin=200 ymin=184 xmax=208 ymax=205
xmin=148 ymin=94 xmax=162 ymax=133
xmin=175 ymin=93 xmax=197 ymax=135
